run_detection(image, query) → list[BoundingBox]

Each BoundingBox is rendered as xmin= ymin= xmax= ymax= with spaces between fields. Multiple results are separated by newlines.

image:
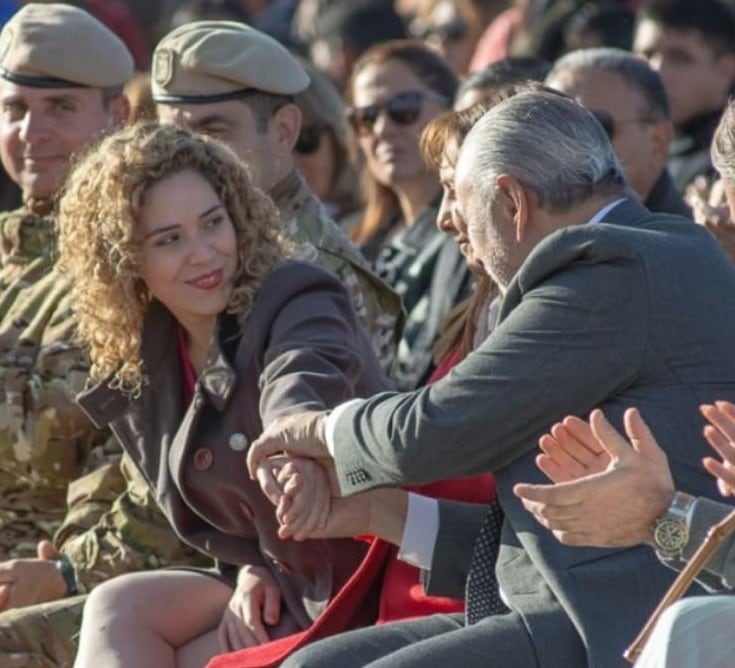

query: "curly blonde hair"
xmin=58 ymin=121 xmax=287 ymax=396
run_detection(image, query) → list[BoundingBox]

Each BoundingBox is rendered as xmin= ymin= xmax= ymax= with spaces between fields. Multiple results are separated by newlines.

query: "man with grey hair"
xmin=546 ymin=46 xmax=690 ymax=218
xmin=244 ymin=90 xmax=735 ymax=667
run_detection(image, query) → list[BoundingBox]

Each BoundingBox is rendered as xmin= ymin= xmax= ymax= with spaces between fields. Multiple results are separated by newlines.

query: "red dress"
xmin=206 ymin=348 xmax=495 ymax=668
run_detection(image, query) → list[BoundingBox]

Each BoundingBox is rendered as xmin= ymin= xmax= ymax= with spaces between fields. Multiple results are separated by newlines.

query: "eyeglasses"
xmin=295 ymin=123 xmax=327 ymax=156
xmin=590 ymin=110 xmax=657 ymax=140
xmin=347 ymin=91 xmax=446 ymax=136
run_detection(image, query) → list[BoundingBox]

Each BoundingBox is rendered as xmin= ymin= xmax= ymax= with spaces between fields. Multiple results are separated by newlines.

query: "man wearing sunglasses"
xmin=547 ymin=47 xmax=691 ymax=219
xmin=248 ymin=90 xmax=735 ymax=668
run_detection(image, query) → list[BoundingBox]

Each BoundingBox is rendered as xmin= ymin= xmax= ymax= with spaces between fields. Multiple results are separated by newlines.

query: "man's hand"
xmin=688 ymin=176 xmax=735 ymax=265
xmin=701 ymin=401 xmax=735 ymax=496
xmin=513 ymin=408 xmax=675 ymax=547
xmin=247 ymin=411 xmax=332 ymax=480
xmin=255 ymin=456 xmax=334 ymax=541
xmin=0 ymin=540 xmax=67 ymax=611
xmin=217 ymin=565 xmax=281 ymax=651
xmin=536 ymin=414 xmax=609 ymax=483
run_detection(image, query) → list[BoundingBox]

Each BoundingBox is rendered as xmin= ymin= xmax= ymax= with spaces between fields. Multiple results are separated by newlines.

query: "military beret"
xmin=0 ymin=3 xmax=133 ymax=89
xmin=152 ymin=21 xmax=309 ymax=104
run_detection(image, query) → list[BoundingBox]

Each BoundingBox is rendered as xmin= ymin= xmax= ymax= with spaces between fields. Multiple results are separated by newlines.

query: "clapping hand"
xmin=701 ymin=401 xmax=735 ymax=497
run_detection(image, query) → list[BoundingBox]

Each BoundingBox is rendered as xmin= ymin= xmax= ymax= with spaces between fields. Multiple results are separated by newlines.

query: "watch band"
xmin=55 ymin=556 xmax=79 ymax=597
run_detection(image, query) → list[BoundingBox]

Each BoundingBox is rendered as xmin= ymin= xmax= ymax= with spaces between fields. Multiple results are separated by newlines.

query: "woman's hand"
xmin=217 ymin=565 xmax=281 ymax=651
xmin=701 ymin=401 xmax=735 ymax=497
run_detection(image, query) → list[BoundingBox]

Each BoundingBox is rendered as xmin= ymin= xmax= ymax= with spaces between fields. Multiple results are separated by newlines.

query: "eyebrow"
xmin=142 ymin=204 xmax=224 ymax=240
xmin=190 ymin=114 xmax=231 ymax=128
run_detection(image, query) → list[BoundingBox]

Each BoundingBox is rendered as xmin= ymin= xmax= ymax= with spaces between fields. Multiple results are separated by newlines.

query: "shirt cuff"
xmin=324 ymin=399 xmax=363 ymax=456
xmin=397 ymin=493 xmax=439 ymax=570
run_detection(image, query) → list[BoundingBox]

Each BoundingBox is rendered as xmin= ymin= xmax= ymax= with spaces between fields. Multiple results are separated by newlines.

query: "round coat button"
xmin=193 ymin=448 xmax=213 ymax=471
xmin=229 ymin=432 xmax=248 ymax=451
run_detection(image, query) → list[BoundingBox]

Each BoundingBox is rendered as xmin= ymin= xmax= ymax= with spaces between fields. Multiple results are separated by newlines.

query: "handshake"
xmin=247 ymin=409 xmax=408 ymax=545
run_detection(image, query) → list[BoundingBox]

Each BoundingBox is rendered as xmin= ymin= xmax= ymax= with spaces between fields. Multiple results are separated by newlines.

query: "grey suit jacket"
xmin=329 ymin=199 xmax=735 ymax=667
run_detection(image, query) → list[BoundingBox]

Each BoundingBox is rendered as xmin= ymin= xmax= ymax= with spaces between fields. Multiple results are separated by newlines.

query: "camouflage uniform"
xmin=0 ymin=171 xmax=402 ymax=666
xmin=272 ymin=170 xmax=403 ymax=373
xmin=0 ymin=207 xmax=109 ymax=558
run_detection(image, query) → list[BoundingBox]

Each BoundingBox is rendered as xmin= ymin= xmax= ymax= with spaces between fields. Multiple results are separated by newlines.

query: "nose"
xmin=371 ymin=108 xmax=395 ymax=138
xmin=187 ymin=233 xmax=216 ymax=265
xmin=18 ymin=111 xmax=48 ymax=144
xmin=436 ymin=193 xmax=455 ymax=234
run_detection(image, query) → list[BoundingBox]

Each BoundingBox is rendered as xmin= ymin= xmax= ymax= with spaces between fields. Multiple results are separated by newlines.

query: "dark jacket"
xmin=645 ymin=169 xmax=692 ymax=219
xmin=668 ymin=109 xmax=722 ymax=192
xmin=77 ymin=261 xmax=389 ymax=629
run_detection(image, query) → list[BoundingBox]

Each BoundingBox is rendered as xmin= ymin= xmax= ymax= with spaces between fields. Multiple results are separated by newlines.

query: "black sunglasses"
xmin=295 ymin=123 xmax=327 ymax=156
xmin=590 ymin=110 xmax=656 ymax=141
xmin=347 ymin=91 xmax=445 ymax=136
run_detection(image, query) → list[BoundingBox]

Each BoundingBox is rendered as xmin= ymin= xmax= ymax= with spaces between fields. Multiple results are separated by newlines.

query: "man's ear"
xmin=107 ymin=94 xmax=131 ymax=128
xmin=495 ymin=173 xmax=529 ymax=242
xmin=269 ymin=103 xmax=302 ymax=155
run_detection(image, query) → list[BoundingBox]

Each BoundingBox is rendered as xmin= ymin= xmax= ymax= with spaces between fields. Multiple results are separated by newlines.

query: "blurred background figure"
xmin=408 ymin=0 xmax=505 ymax=77
xmin=294 ymin=60 xmax=364 ymax=229
xmin=455 ymin=55 xmax=550 ymax=109
xmin=303 ymin=0 xmax=407 ymax=90
xmin=346 ymin=39 xmax=472 ymax=390
xmin=634 ymin=0 xmax=735 ymax=192
xmin=123 ymin=71 xmax=155 ymax=122
xmin=562 ymin=1 xmax=635 ymax=53
xmin=546 ymin=47 xmax=690 ymax=217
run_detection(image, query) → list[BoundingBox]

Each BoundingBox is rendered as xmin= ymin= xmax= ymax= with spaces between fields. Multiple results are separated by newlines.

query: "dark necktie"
xmin=465 ymin=500 xmax=509 ymax=625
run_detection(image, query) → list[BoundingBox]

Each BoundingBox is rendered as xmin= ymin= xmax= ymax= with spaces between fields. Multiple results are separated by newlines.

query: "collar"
xmin=269 ymin=168 xmax=304 ymax=213
xmin=0 ymin=207 xmax=57 ymax=264
xmin=588 ymin=198 xmax=626 ymax=225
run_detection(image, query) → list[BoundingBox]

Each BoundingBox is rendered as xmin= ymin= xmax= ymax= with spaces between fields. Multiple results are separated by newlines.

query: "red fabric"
xmin=206 ymin=347 xmax=495 ymax=668
xmin=468 ymin=8 xmax=523 ymax=72
xmin=82 ymin=0 xmax=150 ymax=69
xmin=177 ymin=325 xmax=197 ymax=405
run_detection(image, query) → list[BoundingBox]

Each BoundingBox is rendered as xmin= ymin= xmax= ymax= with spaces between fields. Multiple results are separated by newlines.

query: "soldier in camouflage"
xmin=151 ymin=20 xmax=403 ymax=371
xmin=0 ymin=17 xmax=405 ymax=668
xmin=0 ymin=5 xmax=212 ymax=667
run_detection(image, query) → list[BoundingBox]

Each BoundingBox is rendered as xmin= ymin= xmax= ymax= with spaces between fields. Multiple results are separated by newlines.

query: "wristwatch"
xmin=651 ymin=491 xmax=695 ymax=558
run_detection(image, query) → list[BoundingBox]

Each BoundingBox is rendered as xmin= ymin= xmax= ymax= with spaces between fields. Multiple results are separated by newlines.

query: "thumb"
xmin=37 ymin=539 xmax=60 ymax=560
xmin=261 ymin=580 xmax=281 ymax=626
xmin=623 ymin=408 xmax=666 ymax=464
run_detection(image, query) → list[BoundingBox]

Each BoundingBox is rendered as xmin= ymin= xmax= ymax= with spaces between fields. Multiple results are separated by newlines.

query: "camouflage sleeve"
xmin=55 ymin=454 xmax=212 ymax=593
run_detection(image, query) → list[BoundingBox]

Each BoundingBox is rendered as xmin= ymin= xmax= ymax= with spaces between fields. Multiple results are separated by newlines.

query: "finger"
xmin=703 ymin=456 xmax=735 ymax=496
xmin=512 ymin=480 xmax=587 ymax=507
xmin=225 ymin=613 xmax=258 ymax=650
xmin=559 ymin=416 xmax=605 ymax=455
xmin=247 ymin=437 xmax=285 ymax=480
xmin=242 ymin=601 xmax=271 ymax=646
xmin=703 ymin=424 xmax=735 ymax=468
xmin=538 ymin=433 xmax=591 ymax=481
xmin=261 ymin=580 xmax=281 ymax=626
xmin=0 ymin=584 xmax=10 ymax=612
xmin=704 ymin=402 xmax=735 ymax=444
xmin=36 ymin=540 xmax=59 ymax=560
xmin=588 ymin=409 xmax=630 ymax=461
xmin=536 ymin=452 xmax=577 ymax=484
xmin=255 ymin=463 xmax=284 ymax=507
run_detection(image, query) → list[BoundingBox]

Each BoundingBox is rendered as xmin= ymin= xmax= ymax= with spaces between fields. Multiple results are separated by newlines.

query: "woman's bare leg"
xmin=74 ymin=570 xmax=232 ymax=668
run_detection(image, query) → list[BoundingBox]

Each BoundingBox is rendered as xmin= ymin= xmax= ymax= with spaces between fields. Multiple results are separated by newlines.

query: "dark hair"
xmin=347 ymin=39 xmax=458 ymax=246
xmin=456 ymin=58 xmax=551 ymax=104
xmin=239 ymin=92 xmax=294 ymax=133
xmin=564 ymin=2 xmax=635 ymax=52
xmin=548 ymin=47 xmax=670 ymax=120
xmin=639 ymin=0 xmax=735 ymax=56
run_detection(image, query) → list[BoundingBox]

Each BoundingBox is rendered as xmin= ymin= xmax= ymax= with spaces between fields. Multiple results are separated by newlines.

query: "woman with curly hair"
xmin=61 ymin=121 xmax=387 ymax=667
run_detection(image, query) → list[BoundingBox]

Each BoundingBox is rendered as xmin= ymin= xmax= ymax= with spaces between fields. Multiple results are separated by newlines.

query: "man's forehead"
xmin=157 ymin=100 xmax=251 ymax=125
xmin=635 ymin=19 xmax=710 ymax=55
xmin=0 ymin=80 xmax=95 ymax=103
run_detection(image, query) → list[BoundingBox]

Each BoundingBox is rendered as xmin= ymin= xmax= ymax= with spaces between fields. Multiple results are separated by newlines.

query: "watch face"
xmin=653 ymin=519 xmax=689 ymax=554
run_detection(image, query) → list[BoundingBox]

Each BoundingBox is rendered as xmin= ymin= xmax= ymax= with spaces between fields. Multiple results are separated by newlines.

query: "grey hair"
xmin=547 ymin=47 xmax=670 ymax=120
xmin=458 ymin=91 xmax=626 ymax=213
xmin=712 ymin=102 xmax=735 ymax=181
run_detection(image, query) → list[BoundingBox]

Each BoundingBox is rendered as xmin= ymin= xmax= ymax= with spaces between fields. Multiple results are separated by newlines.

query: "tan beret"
xmin=152 ymin=21 xmax=309 ymax=103
xmin=0 ymin=3 xmax=133 ymax=89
